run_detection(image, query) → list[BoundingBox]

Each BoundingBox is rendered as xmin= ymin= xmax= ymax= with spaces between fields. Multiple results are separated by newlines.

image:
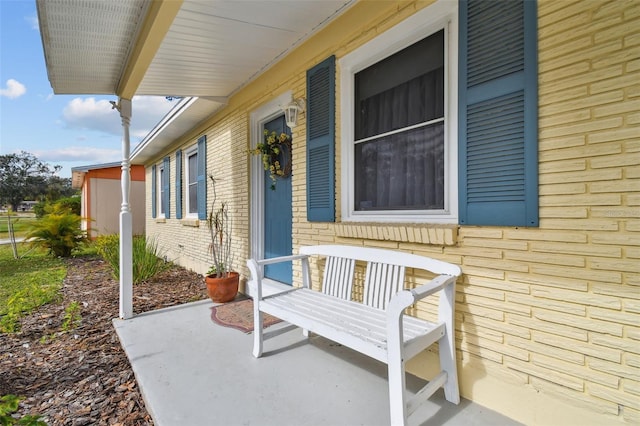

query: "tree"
xmin=44 ymin=175 xmax=76 ymax=200
xmin=0 ymin=151 xmax=61 ymax=211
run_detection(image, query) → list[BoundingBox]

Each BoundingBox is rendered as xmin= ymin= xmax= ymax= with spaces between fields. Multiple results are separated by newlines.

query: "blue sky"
xmin=0 ymin=0 xmax=174 ymax=178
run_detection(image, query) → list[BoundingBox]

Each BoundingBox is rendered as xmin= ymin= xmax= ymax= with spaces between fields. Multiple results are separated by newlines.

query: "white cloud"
xmin=27 ymin=14 xmax=39 ymax=30
xmin=62 ymin=98 xmax=120 ymax=135
xmin=0 ymin=79 xmax=27 ymax=99
xmin=32 ymin=146 xmax=121 ymax=164
xmin=129 ymin=96 xmax=176 ymax=138
xmin=61 ymin=96 xmax=174 ymax=140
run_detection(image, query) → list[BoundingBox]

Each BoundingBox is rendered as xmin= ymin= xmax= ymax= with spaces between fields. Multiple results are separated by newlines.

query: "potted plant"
xmin=249 ymin=129 xmax=292 ymax=190
xmin=205 ymin=174 xmax=239 ymax=303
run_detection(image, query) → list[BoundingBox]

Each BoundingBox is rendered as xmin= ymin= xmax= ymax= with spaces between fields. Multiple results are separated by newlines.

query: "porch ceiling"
xmin=37 ymin=0 xmax=354 ymax=98
xmin=37 ymin=0 xmax=151 ymax=95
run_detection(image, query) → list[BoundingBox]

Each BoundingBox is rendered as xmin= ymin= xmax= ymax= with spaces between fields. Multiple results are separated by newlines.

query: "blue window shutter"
xmin=459 ymin=0 xmax=538 ymax=226
xmin=151 ymin=164 xmax=157 ymax=218
xmin=306 ymin=55 xmax=335 ymax=222
xmin=175 ymin=149 xmax=183 ymax=219
xmin=163 ymin=156 xmax=171 ymax=219
xmin=197 ymin=135 xmax=207 ymax=220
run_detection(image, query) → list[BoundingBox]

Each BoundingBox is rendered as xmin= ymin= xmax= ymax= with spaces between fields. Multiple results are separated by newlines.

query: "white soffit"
xmin=132 ymin=0 xmax=354 ymax=162
xmin=38 ymin=0 xmax=353 ymax=97
xmin=138 ymin=0 xmax=354 ymax=97
xmin=37 ymin=0 xmax=149 ymax=94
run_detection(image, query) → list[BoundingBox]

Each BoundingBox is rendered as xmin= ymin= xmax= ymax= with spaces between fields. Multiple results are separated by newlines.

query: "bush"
xmin=94 ymin=234 xmax=119 ymax=268
xmin=53 ymin=196 xmax=81 ymax=216
xmin=95 ymin=235 xmax=169 ymax=284
xmin=26 ymin=206 xmax=87 ymax=257
xmin=34 ymin=196 xmax=81 ymax=218
xmin=33 ymin=201 xmax=46 ymax=219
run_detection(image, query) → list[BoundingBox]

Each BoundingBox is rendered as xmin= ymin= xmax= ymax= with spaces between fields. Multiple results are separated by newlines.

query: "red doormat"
xmin=210 ymin=298 xmax=282 ymax=333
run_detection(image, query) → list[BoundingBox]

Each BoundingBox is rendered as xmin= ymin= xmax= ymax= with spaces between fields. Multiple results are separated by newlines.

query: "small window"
xmin=159 ymin=164 xmax=166 ymax=217
xmin=185 ymin=146 xmax=198 ymax=216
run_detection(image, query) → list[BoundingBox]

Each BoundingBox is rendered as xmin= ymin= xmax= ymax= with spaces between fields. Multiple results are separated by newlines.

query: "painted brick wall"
xmin=144 ymin=107 xmax=254 ymax=279
xmin=143 ymin=0 xmax=638 ymax=424
xmin=294 ymin=1 xmax=639 ymax=424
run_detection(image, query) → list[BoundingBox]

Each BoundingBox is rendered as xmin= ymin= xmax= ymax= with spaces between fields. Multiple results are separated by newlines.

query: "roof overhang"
xmin=38 ymin=0 xmax=354 ymax=98
xmin=38 ymin=0 xmax=355 ymax=164
xmin=37 ymin=0 xmax=154 ymax=96
xmin=70 ymin=161 xmax=122 ymax=189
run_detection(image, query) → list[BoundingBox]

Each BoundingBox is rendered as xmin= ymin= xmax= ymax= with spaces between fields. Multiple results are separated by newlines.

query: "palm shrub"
xmin=95 ymin=234 xmax=169 ymax=284
xmin=26 ymin=206 xmax=87 ymax=257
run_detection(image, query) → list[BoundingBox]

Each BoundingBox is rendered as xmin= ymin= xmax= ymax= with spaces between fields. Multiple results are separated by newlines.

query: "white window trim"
xmin=184 ymin=144 xmax=198 ymax=218
xmin=158 ymin=162 xmax=166 ymax=219
xmin=339 ymin=0 xmax=458 ymax=224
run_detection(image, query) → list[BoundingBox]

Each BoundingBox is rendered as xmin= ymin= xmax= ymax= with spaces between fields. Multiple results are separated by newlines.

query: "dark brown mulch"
xmin=0 ymin=256 xmax=208 ymax=425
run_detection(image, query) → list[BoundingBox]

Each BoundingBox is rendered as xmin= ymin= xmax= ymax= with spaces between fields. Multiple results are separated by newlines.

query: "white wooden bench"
xmin=246 ymin=245 xmax=461 ymax=425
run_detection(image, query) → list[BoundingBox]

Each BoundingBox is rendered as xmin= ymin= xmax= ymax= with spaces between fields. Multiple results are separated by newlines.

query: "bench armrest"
xmin=387 ymin=274 xmax=457 ymax=312
xmin=410 ymin=274 xmax=458 ymax=301
xmin=247 ymin=254 xmax=310 ymax=300
xmin=252 ymin=254 xmax=309 ymax=266
xmin=386 ymin=274 xmax=458 ymax=333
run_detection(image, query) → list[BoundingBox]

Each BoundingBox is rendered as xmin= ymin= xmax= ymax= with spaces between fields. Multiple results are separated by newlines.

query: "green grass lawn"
xmin=0 ymin=244 xmax=66 ymax=332
xmin=0 ymin=213 xmax=38 ymax=240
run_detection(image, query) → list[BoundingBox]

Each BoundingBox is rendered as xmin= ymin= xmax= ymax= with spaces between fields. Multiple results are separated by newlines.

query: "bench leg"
xmin=439 ymin=283 xmax=460 ymax=404
xmin=439 ymin=331 xmax=460 ymax=404
xmin=387 ymin=319 xmax=407 ymax=426
xmin=253 ymin=304 xmax=264 ymax=358
xmin=387 ymin=355 xmax=408 ymax=426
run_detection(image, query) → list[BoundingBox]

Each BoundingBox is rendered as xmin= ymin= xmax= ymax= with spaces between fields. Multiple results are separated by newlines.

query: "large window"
xmin=185 ymin=146 xmax=198 ymax=216
xmin=355 ymin=31 xmax=444 ymax=212
xmin=340 ymin=2 xmax=457 ymax=223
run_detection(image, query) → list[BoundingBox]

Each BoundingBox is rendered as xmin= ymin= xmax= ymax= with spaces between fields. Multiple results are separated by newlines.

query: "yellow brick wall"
xmin=144 ymin=107 xmax=254 ymax=280
xmin=144 ymin=0 xmax=639 ymax=424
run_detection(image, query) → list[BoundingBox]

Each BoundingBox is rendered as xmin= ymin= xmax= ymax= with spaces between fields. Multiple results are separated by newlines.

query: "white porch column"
xmin=117 ymin=98 xmax=133 ymax=319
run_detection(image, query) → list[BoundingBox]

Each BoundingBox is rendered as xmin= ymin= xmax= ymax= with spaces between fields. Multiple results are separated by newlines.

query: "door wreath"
xmin=250 ymin=129 xmax=292 ymax=190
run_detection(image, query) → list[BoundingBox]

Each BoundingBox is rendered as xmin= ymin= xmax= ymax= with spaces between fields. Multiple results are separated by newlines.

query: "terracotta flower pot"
xmin=205 ymin=271 xmax=240 ymax=303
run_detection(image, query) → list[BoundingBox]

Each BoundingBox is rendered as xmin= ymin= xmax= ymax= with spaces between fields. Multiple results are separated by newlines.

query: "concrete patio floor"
xmin=113 ymin=299 xmax=522 ymax=426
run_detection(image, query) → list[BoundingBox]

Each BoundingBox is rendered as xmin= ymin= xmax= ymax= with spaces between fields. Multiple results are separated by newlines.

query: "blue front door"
xmin=263 ymin=115 xmax=293 ymax=285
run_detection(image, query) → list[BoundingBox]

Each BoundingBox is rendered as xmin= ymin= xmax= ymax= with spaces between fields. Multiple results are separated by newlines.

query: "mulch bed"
xmin=0 ymin=256 xmax=208 ymax=425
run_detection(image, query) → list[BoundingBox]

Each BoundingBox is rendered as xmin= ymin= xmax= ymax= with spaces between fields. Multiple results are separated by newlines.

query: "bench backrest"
xmin=363 ymin=262 xmax=405 ymax=310
xmin=321 ymin=256 xmax=355 ymax=300
xmin=300 ymin=245 xmax=461 ymax=310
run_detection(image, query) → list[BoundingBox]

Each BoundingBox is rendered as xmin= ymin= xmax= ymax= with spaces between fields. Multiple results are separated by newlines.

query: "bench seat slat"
xmin=265 ymin=291 xmax=389 ymax=345
xmin=268 ymin=287 xmax=437 ymax=338
xmin=266 ymin=288 xmax=437 ymax=341
xmin=261 ymin=289 xmax=442 ymax=362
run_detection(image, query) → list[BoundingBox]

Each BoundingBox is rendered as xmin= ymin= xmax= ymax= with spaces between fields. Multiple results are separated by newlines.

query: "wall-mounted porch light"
xmin=282 ymin=97 xmax=305 ymax=128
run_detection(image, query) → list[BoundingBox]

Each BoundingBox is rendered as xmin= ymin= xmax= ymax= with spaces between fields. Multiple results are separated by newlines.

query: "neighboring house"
xmin=18 ymin=201 xmax=37 ymax=212
xmin=71 ymin=162 xmax=146 ymax=237
xmin=37 ymin=1 xmax=638 ymax=425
